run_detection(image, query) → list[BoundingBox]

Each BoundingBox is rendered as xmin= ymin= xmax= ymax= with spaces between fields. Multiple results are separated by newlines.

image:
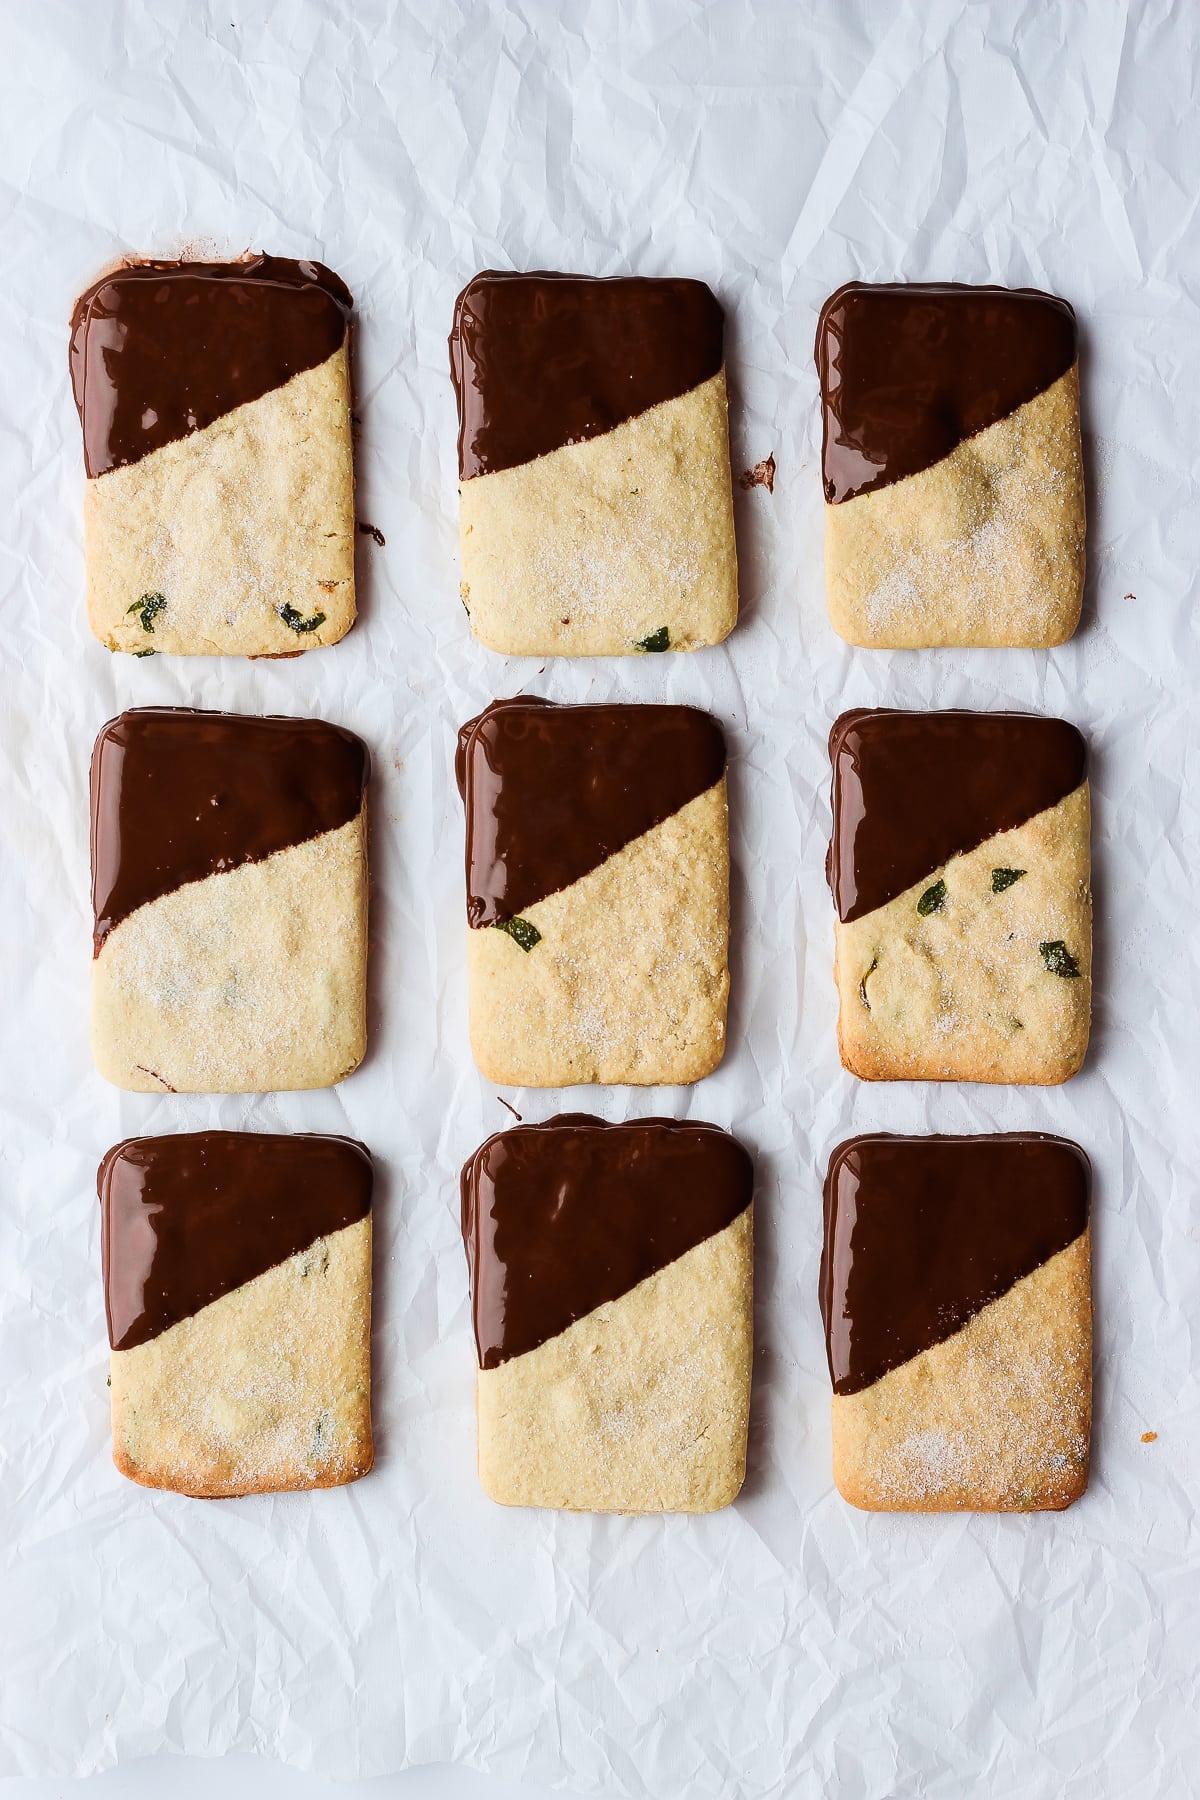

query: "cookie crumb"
xmin=739 ymin=453 xmax=776 ymax=493
xmin=357 ymin=521 xmax=386 ymax=546
xmin=1141 ymin=1430 xmax=1158 ymax=1443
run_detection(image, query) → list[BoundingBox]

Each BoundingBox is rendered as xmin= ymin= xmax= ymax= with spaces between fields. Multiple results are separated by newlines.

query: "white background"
xmin=2 ymin=2 xmax=1199 ymax=1797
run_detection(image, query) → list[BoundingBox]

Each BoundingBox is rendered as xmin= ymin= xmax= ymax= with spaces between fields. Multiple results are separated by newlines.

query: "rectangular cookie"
xmin=457 ymin=698 xmax=730 ymax=1085
xmin=69 ymin=256 xmax=355 ymax=655
xmin=449 ymin=272 xmax=738 ymax=655
xmin=100 ymin=1131 xmax=373 ymax=1497
xmin=821 ymin=1133 xmax=1091 ymax=1511
xmin=462 ymin=1115 xmax=754 ymax=1513
xmin=816 ymin=281 xmax=1085 ymax=647
xmin=828 ymin=707 xmax=1091 ymax=1084
xmin=91 ymin=707 xmax=368 ymax=1093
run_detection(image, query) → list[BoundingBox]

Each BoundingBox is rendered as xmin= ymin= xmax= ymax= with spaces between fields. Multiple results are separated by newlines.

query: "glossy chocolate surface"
xmin=820 ymin=1133 xmax=1089 ymax=1395
xmin=100 ymin=1131 xmax=372 ymax=1352
xmin=827 ymin=708 xmax=1086 ymax=922
xmin=461 ymin=1115 xmax=753 ymax=1368
xmin=456 ymin=698 xmax=726 ymax=927
xmin=70 ymin=255 xmax=352 ymax=477
xmin=91 ymin=707 xmax=368 ymax=952
xmin=449 ymin=271 xmax=724 ymax=479
xmin=815 ymin=281 xmax=1077 ymax=503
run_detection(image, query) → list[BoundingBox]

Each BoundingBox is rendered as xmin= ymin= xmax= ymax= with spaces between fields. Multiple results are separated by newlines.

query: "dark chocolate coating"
xmin=69 ymin=255 xmax=352 ymax=477
xmin=99 ymin=1131 xmax=372 ymax=1351
xmin=815 ymin=281 xmax=1077 ymax=503
xmin=820 ymin=1133 xmax=1089 ymax=1395
xmin=456 ymin=698 xmax=726 ymax=927
xmin=90 ymin=707 xmax=368 ymax=952
xmin=461 ymin=1115 xmax=753 ymax=1369
xmin=827 ymin=708 xmax=1086 ymax=922
xmin=449 ymin=271 xmax=724 ymax=479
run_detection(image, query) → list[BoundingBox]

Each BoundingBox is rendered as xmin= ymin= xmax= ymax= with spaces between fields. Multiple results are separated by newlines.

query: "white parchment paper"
xmin=2 ymin=2 xmax=1198 ymax=1794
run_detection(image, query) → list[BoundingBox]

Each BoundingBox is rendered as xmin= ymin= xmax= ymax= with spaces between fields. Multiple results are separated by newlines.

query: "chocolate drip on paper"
xmin=827 ymin=708 xmax=1086 ymax=923
xmin=815 ymin=281 xmax=1077 ymax=504
xmin=91 ymin=708 xmax=368 ymax=952
xmin=820 ymin=1133 xmax=1089 ymax=1396
xmin=70 ymin=255 xmax=352 ymax=478
xmin=456 ymin=698 xmax=726 ymax=927
xmin=100 ymin=1131 xmax=373 ymax=1352
xmin=461 ymin=1115 xmax=753 ymax=1369
xmin=449 ymin=271 xmax=724 ymax=479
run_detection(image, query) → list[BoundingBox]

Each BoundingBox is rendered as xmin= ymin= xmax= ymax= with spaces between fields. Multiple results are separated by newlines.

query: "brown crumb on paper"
xmin=358 ymin=521 xmax=386 ymax=547
xmin=739 ymin=453 xmax=776 ymax=494
xmin=1141 ymin=1430 xmax=1158 ymax=1443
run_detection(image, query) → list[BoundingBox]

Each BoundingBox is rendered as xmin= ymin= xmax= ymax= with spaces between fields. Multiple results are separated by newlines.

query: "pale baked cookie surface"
xmin=462 ymin=1117 xmax=754 ymax=1514
xmin=457 ymin=699 xmax=729 ymax=1087
xmin=828 ymin=709 xmax=1091 ymax=1085
xmin=450 ymin=272 xmax=737 ymax=656
xmin=817 ymin=282 xmax=1084 ymax=648
xmin=101 ymin=1132 xmax=373 ymax=1497
xmin=821 ymin=1134 xmax=1091 ymax=1513
xmin=70 ymin=257 xmax=355 ymax=657
xmin=91 ymin=709 xmax=368 ymax=1094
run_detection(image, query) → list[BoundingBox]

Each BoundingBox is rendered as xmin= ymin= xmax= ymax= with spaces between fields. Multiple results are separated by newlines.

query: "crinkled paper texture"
xmin=2 ymin=1 xmax=1198 ymax=1796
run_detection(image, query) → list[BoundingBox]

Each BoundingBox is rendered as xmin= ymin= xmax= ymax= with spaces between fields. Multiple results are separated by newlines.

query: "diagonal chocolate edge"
xmin=819 ymin=1132 xmax=1090 ymax=1396
xmin=815 ymin=280 xmax=1077 ymax=503
xmin=456 ymin=698 xmax=727 ymax=927
xmin=449 ymin=270 xmax=725 ymax=479
xmin=90 ymin=707 xmax=369 ymax=953
xmin=70 ymin=255 xmax=352 ymax=477
xmin=827 ymin=707 xmax=1087 ymax=922
xmin=99 ymin=1131 xmax=373 ymax=1352
xmin=461 ymin=1115 xmax=753 ymax=1368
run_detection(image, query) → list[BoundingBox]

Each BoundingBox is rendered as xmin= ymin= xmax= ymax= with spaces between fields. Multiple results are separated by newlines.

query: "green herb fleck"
xmin=310 ymin=1408 xmax=333 ymax=1462
xmin=630 ymin=487 xmax=641 ymax=495
xmin=916 ymin=878 xmax=946 ymax=917
xmin=299 ymin=1241 xmax=330 ymax=1279
xmin=106 ymin=1374 xmax=111 ymax=1388
xmin=634 ymin=625 xmax=670 ymax=653
xmin=133 ymin=648 xmax=156 ymax=658
xmin=278 ymin=602 xmax=327 ymax=635
xmin=127 ymin=591 xmax=166 ymax=633
xmin=1040 ymin=940 xmax=1081 ymax=978
xmin=992 ymin=867 xmax=1027 ymax=893
xmin=859 ymin=952 xmax=879 ymax=1011
xmin=494 ymin=916 xmax=542 ymax=952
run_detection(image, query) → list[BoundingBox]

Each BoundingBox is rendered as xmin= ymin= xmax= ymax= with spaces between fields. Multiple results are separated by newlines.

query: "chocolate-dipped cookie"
xmin=90 ymin=707 xmax=368 ymax=1093
xmin=821 ymin=1134 xmax=1091 ymax=1511
xmin=461 ymin=1116 xmax=754 ymax=1513
xmin=828 ymin=708 xmax=1091 ymax=1084
xmin=70 ymin=256 xmax=355 ymax=656
xmin=100 ymin=1132 xmax=373 ymax=1497
xmin=815 ymin=282 xmax=1085 ymax=648
xmin=457 ymin=697 xmax=729 ymax=1086
xmin=449 ymin=272 xmax=738 ymax=656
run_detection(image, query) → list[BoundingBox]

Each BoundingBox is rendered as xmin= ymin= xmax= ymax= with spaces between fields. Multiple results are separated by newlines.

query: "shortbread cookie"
xmin=462 ymin=1115 xmax=753 ymax=1513
xmin=457 ymin=698 xmax=729 ymax=1085
xmin=449 ymin=272 xmax=738 ymax=655
xmin=69 ymin=256 xmax=355 ymax=655
xmin=828 ymin=708 xmax=1091 ymax=1084
xmin=100 ymin=1131 xmax=373 ymax=1496
xmin=91 ymin=708 xmax=368 ymax=1092
xmin=816 ymin=282 xmax=1084 ymax=647
xmin=821 ymin=1133 xmax=1091 ymax=1511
